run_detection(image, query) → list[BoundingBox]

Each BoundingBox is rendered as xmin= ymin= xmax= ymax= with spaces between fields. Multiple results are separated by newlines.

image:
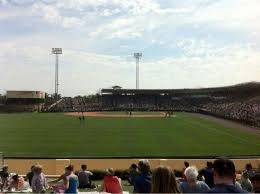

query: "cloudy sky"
xmin=0 ymin=0 xmax=260 ymax=96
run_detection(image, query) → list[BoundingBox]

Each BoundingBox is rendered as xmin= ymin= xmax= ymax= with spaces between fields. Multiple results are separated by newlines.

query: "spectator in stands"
xmin=133 ymin=160 xmax=152 ymax=193
xmin=25 ymin=165 xmax=35 ymax=186
xmin=8 ymin=174 xmax=25 ymax=192
xmin=180 ymin=166 xmax=210 ymax=193
xmin=240 ymin=171 xmax=254 ymax=192
xmin=101 ymin=168 xmax=122 ymax=194
xmin=245 ymin=163 xmax=255 ymax=178
xmin=209 ymin=158 xmax=247 ymax=193
xmin=64 ymin=165 xmax=78 ymax=194
xmin=0 ymin=165 xmax=9 ymax=191
xmin=31 ymin=164 xmax=48 ymax=193
xmin=201 ymin=161 xmax=214 ymax=188
xmin=151 ymin=165 xmax=180 ymax=193
xmin=78 ymin=164 xmax=93 ymax=189
xmin=128 ymin=163 xmax=138 ymax=185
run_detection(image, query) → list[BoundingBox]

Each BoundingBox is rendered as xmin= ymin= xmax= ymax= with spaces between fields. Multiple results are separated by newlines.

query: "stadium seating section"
xmin=47 ymin=82 xmax=260 ymax=127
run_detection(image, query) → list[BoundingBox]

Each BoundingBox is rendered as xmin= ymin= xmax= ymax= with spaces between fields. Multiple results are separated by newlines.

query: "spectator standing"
xmin=209 ymin=158 xmax=247 ymax=193
xmin=102 ymin=168 xmax=122 ymax=194
xmin=152 ymin=165 xmax=180 ymax=193
xmin=133 ymin=160 xmax=152 ymax=193
xmin=31 ymin=165 xmax=48 ymax=193
xmin=78 ymin=164 xmax=93 ymax=189
xmin=25 ymin=165 xmax=35 ymax=186
xmin=180 ymin=166 xmax=210 ymax=193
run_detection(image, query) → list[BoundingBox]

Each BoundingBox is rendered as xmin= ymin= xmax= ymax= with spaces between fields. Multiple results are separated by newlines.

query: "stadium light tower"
xmin=52 ymin=48 xmax=62 ymax=99
xmin=134 ymin=52 xmax=142 ymax=89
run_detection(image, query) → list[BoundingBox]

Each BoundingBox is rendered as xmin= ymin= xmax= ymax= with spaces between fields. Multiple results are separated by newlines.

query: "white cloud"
xmin=1 ymin=0 xmax=260 ymax=95
xmin=31 ymin=2 xmax=84 ymax=28
xmin=1 ymin=38 xmax=260 ymax=96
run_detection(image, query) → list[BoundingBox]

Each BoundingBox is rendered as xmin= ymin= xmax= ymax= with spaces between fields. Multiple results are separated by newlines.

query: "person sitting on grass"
xmin=128 ymin=163 xmax=138 ymax=185
xmin=245 ymin=163 xmax=255 ymax=178
xmin=48 ymin=166 xmax=68 ymax=193
xmin=101 ymin=168 xmax=122 ymax=194
xmin=182 ymin=161 xmax=190 ymax=179
xmin=31 ymin=164 xmax=48 ymax=193
xmin=25 ymin=165 xmax=35 ymax=186
xmin=201 ymin=161 xmax=214 ymax=188
xmin=78 ymin=164 xmax=93 ymax=189
xmin=64 ymin=165 xmax=78 ymax=194
xmin=209 ymin=158 xmax=247 ymax=193
xmin=8 ymin=174 xmax=25 ymax=192
xmin=152 ymin=165 xmax=180 ymax=193
xmin=240 ymin=171 xmax=254 ymax=192
xmin=133 ymin=160 xmax=152 ymax=193
xmin=0 ymin=165 xmax=9 ymax=191
xmin=180 ymin=166 xmax=210 ymax=193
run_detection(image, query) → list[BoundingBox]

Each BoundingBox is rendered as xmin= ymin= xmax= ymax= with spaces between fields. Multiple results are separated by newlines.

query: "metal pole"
xmin=136 ymin=57 xmax=139 ymax=89
xmin=134 ymin=53 xmax=142 ymax=90
xmin=56 ymin=54 xmax=59 ymax=98
xmin=52 ymin=48 xmax=62 ymax=99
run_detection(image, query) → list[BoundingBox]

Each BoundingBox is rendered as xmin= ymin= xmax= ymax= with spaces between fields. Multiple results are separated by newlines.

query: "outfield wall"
xmin=4 ymin=158 xmax=260 ymax=175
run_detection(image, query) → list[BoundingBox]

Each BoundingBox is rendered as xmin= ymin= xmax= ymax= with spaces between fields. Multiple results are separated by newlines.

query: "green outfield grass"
xmin=0 ymin=112 xmax=259 ymax=158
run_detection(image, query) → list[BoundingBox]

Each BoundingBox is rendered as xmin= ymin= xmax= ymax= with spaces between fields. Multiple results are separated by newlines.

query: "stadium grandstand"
xmin=0 ymin=90 xmax=45 ymax=112
xmin=50 ymin=82 xmax=260 ymax=128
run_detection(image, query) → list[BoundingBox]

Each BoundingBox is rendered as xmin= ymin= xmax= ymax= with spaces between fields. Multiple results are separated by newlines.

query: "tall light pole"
xmin=52 ymin=48 xmax=62 ymax=99
xmin=134 ymin=52 xmax=142 ymax=89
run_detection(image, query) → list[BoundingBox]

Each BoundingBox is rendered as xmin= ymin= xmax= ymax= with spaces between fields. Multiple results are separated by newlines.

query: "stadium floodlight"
xmin=52 ymin=48 xmax=62 ymax=99
xmin=134 ymin=52 xmax=142 ymax=89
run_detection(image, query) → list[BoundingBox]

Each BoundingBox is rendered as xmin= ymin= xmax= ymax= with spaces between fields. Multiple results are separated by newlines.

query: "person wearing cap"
xmin=101 ymin=168 xmax=122 ymax=194
xmin=209 ymin=158 xmax=247 ymax=193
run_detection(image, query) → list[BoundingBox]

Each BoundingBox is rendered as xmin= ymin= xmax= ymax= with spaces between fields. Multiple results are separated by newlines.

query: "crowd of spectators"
xmin=0 ymin=158 xmax=258 ymax=193
xmin=202 ymin=99 xmax=260 ymax=127
xmin=48 ymin=90 xmax=260 ymax=128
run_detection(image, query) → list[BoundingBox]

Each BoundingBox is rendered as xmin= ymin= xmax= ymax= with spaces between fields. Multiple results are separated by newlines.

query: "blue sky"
xmin=0 ymin=0 xmax=260 ymax=96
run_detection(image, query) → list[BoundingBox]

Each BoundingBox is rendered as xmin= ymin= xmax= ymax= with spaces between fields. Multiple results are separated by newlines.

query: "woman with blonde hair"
xmin=152 ymin=165 xmax=180 ymax=193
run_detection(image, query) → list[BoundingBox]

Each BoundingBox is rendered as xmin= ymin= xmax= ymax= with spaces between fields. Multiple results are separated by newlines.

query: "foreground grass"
xmin=0 ymin=112 xmax=259 ymax=157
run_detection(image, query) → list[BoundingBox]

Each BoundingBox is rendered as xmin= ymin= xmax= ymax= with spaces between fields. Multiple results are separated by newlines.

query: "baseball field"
xmin=0 ymin=111 xmax=259 ymax=158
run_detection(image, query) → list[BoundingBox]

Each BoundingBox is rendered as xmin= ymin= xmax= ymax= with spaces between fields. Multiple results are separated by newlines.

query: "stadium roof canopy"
xmin=101 ymin=82 xmax=260 ymax=96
